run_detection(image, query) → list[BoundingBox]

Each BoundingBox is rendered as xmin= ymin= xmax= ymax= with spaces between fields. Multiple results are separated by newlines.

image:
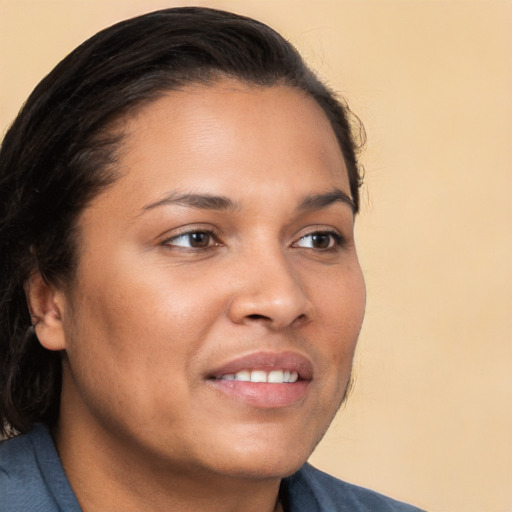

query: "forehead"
xmin=91 ymin=81 xmax=350 ymax=214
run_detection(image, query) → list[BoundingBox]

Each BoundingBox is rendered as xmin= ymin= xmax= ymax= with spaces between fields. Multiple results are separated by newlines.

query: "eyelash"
xmin=162 ymin=229 xmax=220 ymax=250
xmin=292 ymin=231 xmax=345 ymax=251
xmin=162 ymin=229 xmax=344 ymax=252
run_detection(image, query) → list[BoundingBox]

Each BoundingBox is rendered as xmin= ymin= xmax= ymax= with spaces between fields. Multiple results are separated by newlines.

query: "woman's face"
xmin=55 ymin=81 xmax=366 ymax=480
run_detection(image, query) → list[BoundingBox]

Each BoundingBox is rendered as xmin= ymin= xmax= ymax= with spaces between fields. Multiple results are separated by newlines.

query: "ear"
xmin=25 ymin=272 xmax=67 ymax=351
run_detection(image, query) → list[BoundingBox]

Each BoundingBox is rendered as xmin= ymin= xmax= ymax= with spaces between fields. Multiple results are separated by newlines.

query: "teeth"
xmin=268 ymin=370 xmax=284 ymax=383
xmin=235 ymin=370 xmax=250 ymax=381
xmin=251 ymin=370 xmax=267 ymax=382
xmin=219 ymin=369 xmax=299 ymax=383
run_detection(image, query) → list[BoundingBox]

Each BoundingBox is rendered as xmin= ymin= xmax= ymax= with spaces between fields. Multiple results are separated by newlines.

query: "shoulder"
xmin=0 ymin=428 xmax=43 ymax=490
xmin=0 ymin=424 xmax=80 ymax=512
xmin=283 ymin=463 xmax=426 ymax=512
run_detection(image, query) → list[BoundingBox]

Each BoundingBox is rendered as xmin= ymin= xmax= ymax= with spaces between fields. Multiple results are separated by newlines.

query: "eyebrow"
xmin=297 ymin=189 xmax=356 ymax=214
xmin=142 ymin=192 xmax=238 ymax=212
xmin=140 ymin=188 xmax=355 ymax=215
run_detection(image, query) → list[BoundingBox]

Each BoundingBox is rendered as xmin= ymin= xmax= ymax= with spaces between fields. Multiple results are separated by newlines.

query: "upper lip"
xmin=207 ymin=351 xmax=314 ymax=380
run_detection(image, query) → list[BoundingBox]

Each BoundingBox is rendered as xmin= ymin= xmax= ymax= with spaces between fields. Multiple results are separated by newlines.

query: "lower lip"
xmin=207 ymin=379 xmax=309 ymax=409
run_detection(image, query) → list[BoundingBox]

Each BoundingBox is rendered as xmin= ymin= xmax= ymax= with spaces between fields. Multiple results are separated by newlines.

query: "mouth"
xmin=215 ymin=369 xmax=299 ymax=383
xmin=206 ymin=351 xmax=312 ymax=409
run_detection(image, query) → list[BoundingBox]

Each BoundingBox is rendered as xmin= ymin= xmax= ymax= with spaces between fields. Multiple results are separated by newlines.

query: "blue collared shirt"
xmin=0 ymin=424 xmax=425 ymax=512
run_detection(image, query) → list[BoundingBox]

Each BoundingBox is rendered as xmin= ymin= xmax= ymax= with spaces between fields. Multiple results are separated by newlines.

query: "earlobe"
xmin=24 ymin=272 xmax=67 ymax=351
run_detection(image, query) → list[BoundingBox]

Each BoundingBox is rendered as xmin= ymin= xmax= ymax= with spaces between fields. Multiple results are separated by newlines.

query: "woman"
xmin=0 ymin=7 xmax=423 ymax=512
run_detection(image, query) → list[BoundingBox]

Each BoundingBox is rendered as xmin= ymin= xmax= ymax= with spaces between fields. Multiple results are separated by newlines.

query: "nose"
xmin=227 ymin=247 xmax=315 ymax=330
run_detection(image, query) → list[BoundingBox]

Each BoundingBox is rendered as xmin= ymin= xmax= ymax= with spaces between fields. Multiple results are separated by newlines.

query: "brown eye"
xmin=310 ymin=233 xmax=331 ymax=249
xmin=294 ymin=231 xmax=342 ymax=250
xmin=165 ymin=231 xmax=214 ymax=249
xmin=188 ymin=232 xmax=211 ymax=248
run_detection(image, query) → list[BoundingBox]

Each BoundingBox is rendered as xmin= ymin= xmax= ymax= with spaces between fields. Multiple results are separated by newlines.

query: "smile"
xmin=207 ymin=351 xmax=312 ymax=408
xmin=217 ymin=369 xmax=299 ymax=383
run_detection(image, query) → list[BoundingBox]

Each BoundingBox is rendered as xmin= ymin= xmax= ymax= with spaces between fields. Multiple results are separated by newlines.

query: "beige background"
xmin=1 ymin=1 xmax=511 ymax=511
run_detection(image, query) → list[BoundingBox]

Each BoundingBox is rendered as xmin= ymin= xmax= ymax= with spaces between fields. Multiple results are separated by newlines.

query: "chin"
xmin=201 ymin=432 xmax=316 ymax=481
xmin=212 ymin=455 xmax=307 ymax=481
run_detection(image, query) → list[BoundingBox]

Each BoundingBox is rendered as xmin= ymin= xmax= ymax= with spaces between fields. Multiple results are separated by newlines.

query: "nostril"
xmin=247 ymin=314 xmax=270 ymax=321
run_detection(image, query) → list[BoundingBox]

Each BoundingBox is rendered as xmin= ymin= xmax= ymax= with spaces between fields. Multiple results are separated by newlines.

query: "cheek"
xmin=60 ymin=271 xmax=223 ymax=438
xmin=62 ymin=254 xmax=232 ymax=407
xmin=308 ymin=263 xmax=365 ymax=380
xmin=310 ymin=260 xmax=366 ymax=334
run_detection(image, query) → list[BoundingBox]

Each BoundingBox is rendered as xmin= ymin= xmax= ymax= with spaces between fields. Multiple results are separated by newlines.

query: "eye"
xmin=164 ymin=231 xmax=217 ymax=249
xmin=293 ymin=231 xmax=343 ymax=250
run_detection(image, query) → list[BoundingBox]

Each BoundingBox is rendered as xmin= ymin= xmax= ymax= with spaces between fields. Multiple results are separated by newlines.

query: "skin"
xmin=28 ymin=80 xmax=366 ymax=512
